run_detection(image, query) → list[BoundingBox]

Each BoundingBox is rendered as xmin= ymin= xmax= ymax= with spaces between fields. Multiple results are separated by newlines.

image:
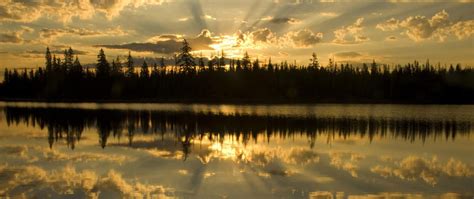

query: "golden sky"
xmin=0 ymin=0 xmax=473 ymax=69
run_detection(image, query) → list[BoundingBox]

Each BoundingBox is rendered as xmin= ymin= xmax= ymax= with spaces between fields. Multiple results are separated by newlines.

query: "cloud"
xmin=0 ymin=31 xmax=23 ymax=43
xmin=0 ymin=145 xmax=131 ymax=164
xmin=0 ymin=0 xmax=164 ymax=23
xmin=39 ymin=27 xmax=128 ymax=42
xmin=370 ymin=155 xmax=473 ymax=186
xmin=283 ymin=29 xmax=323 ymax=47
xmin=400 ymin=10 xmax=450 ymax=41
xmin=285 ymin=148 xmax=320 ymax=165
xmin=0 ymin=26 xmax=32 ymax=44
xmin=320 ymin=12 xmax=339 ymax=17
xmin=0 ymin=164 xmax=174 ymax=198
xmin=386 ymin=35 xmax=397 ymax=41
xmin=235 ymin=28 xmax=323 ymax=48
xmin=333 ymin=51 xmax=362 ymax=59
xmin=250 ymin=28 xmax=276 ymax=43
xmin=375 ymin=10 xmax=474 ymax=42
xmin=333 ymin=17 xmax=369 ymax=44
xmin=261 ymin=16 xmax=301 ymax=24
xmin=97 ymin=29 xmax=217 ymax=54
xmin=26 ymin=49 xmax=88 ymax=55
xmin=376 ymin=18 xmax=400 ymax=31
xmin=450 ymin=20 xmax=474 ymax=40
xmin=329 ymin=152 xmax=365 ymax=177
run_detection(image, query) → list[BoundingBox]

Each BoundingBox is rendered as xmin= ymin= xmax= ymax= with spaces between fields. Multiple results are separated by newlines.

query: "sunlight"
xmin=209 ymin=142 xmax=238 ymax=160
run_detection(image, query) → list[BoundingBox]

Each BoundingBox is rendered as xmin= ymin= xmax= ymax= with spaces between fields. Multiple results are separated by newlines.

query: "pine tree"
xmin=177 ymin=39 xmax=196 ymax=73
xmin=71 ymin=56 xmax=83 ymax=76
xmin=126 ymin=51 xmax=135 ymax=77
xmin=198 ymin=52 xmax=205 ymax=71
xmin=151 ymin=63 xmax=159 ymax=77
xmin=219 ymin=50 xmax=225 ymax=69
xmin=252 ymin=58 xmax=260 ymax=71
xmin=45 ymin=47 xmax=52 ymax=72
xmin=242 ymin=51 xmax=250 ymax=70
xmin=96 ymin=49 xmax=110 ymax=78
xmin=159 ymin=57 xmax=166 ymax=73
xmin=371 ymin=59 xmax=378 ymax=75
xmin=112 ymin=56 xmax=122 ymax=76
xmin=268 ymin=57 xmax=274 ymax=71
xmin=310 ymin=52 xmax=319 ymax=70
xmin=64 ymin=47 xmax=74 ymax=71
xmin=236 ymin=59 xmax=242 ymax=71
xmin=140 ymin=60 xmax=149 ymax=79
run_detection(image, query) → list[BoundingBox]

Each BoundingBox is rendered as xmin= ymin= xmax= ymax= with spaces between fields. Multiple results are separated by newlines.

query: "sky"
xmin=0 ymin=0 xmax=473 ymax=69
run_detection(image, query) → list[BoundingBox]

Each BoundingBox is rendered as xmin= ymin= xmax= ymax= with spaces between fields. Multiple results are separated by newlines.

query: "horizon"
xmin=0 ymin=0 xmax=473 ymax=69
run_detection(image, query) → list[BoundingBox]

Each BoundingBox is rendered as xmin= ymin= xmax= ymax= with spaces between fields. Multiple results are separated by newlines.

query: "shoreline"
xmin=0 ymin=98 xmax=472 ymax=105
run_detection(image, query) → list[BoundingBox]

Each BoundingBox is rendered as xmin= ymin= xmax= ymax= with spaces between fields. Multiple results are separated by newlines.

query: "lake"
xmin=0 ymin=102 xmax=473 ymax=198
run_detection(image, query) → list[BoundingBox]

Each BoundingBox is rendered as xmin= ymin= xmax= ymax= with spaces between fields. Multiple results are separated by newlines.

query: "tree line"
xmin=1 ymin=40 xmax=473 ymax=103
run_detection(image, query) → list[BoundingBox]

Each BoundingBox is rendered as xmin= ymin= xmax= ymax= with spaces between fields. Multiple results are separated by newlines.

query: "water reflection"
xmin=0 ymin=104 xmax=473 ymax=198
xmin=3 ymin=107 xmax=472 ymax=155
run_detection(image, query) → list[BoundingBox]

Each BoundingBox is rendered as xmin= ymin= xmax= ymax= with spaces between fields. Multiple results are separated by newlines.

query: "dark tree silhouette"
xmin=96 ymin=49 xmax=110 ymax=78
xmin=177 ymin=39 xmax=195 ymax=73
xmin=0 ymin=43 xmax=473 ymax=103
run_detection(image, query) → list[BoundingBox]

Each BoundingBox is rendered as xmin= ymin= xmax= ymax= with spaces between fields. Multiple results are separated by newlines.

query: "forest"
xmin=0 ymin=40 xmax=473 ymax=103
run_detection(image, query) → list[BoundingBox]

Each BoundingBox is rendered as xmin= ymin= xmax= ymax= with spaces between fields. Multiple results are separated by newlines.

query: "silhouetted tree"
xmin=45 ymin=47 xmax=52 ymax=73
xmin=177 ymin=39 xmax=195 ymax=73
xmin=96 ymin=49 xmax=110 ymax=78
xmin=126 ymin=51 xmax=135 ymax=77
xmin=140 ymin=61 xmax=149 ymax=79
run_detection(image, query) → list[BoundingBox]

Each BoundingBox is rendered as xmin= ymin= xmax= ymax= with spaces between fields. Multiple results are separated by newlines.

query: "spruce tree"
xmin=45 ymin=47 xmax=52 ymax=73
xmin=242 ymin=51 xmax=250 ymax=70
xmin=96 ymin=49 xmax=110 ymax=78
xmin=140 ymin=60 xmax=149 ymax=79
xmin=126 ymin=51 xmax=135 ymax=77
xmin=177 ymin=39 xmax=195 ymax=73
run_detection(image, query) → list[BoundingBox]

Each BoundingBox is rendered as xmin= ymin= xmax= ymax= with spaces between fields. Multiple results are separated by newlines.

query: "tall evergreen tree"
xmin=151 ymin=63 xmax=159 ymax=77
xmin=112 ymin=56 xmax=122 ymax=76
xmin=126 ymin=51 xmax=135 ymax=77
xmin=219 ymin=50 xmax=226 ymax=69
xmin=310 ymin=52 xmax=319 ymax=69
xmin=45 ymin=47 xmax=52 ymax=72
xmin=198 ymin=52 xmax=205 ymax=71
xmin=140 ymin=61 xmax=149 ymax=79
xmin=71 ymin=56 xmax=83 ymax=76
xmin=63 ymin=47 xmax=74 ymax=71
xmin=177 ymin=39 xmax=196 ymax=73
xmin=96 ymin=49 xmax=110 ymax=78
xmin=268 ymin=57 xmax=274 ymax=71
xmin=242 ymin=51 xmax=251 ymax=70
xmin=252 ymin=58 xmax=260 ymax=71
xmin=159 ymin=57 xmax=166 ymax=72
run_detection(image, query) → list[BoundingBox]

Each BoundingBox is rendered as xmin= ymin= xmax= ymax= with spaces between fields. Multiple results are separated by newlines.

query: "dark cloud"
xmin=95 ymin=40 xmax=181 ymax=54
xmin=39 ymin=27 xmax=127 ymax=40
xmin=0 ymin=32 xmax=23 ymax=43
xmin=26 ymin=49 xmax=88 ymax=55
xmin=269 ymin=17 xmax=300 ymax=24
xmin=386 ymin=35 xmax=397 ymax=41
xmin=0 ymin=26 xmax=32 ymax=44
xmin=95 ymin=29 xmax=216 ymax=54
xmin=187 ymin=0 xmax=208 ymax=30
xmin=286 ymin=29 xmax=323 ymax=47
xmin=334 ymin=51 xmax=362 ymax=58
xmin=251 ymin=28 xmax=274 ymax=43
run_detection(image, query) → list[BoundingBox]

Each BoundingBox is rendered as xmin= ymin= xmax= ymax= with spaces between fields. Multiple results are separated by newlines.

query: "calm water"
xmin=0 ymin=102 xmax=473 ymax=198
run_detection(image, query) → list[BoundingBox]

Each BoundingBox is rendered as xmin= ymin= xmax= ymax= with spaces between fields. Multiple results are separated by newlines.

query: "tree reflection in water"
xmin=3 ymin=107 xmax=472 ymax=159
